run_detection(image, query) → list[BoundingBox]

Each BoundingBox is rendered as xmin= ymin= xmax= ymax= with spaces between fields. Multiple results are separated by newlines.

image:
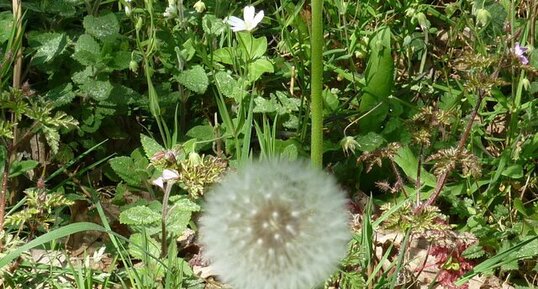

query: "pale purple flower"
xmin=152 ymin=169 xmax=180 ymax=189
xmin=225 ymin=5 xmax=264 ymax=32
xmin=513 ymin=42 xmax=529 ymax=65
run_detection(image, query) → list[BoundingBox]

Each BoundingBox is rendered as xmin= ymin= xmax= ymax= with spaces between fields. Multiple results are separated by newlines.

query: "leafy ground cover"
xmin=0 ymin=0 xmax=536 ymax=288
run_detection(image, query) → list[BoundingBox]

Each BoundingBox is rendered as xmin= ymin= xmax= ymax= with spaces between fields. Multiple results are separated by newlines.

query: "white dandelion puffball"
xmin=199 ymin=159 xmax=350 ymax=289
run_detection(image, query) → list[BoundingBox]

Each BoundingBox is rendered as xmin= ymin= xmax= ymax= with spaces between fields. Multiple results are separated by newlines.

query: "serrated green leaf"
xmin=83 ymin=13 xmax=120 ymax=39
xmin=46 ymin=83 xmax=75 ymax=107
xmin=202 ymin=14 xmax=226 ymax=35
xmin=462 ymin=243 xmax=485 ymax=259
xmin=32 ymin=33 xmax=66 ymax=64
xmin=72 ymin=66 xmax=94 ymax=84
xmin=514 ymin=237 xmax=538 ymax=259
xmin=166 ymin=208 xmax=192 ymax=236
xmin=80 ymin=79 xmax=113 ymax=101
xmin=169 ymin=196 xmax=201 ymax=212
xmin=214 ymin=71 xmax=247 ymax=101
xmin=72 ymin=34 xmax=100 ymax=66
xmin=140 ymin=134 xmax=164 ymax=160
xmin=42 ymin=126 xmax=61 ymax=154
xmin=275 ymin=91 xmax=300 ymax=113
xmin=109 ymin=155 xmax=149 ymax=187
xmin=174 ymin=65 xmax=208 ymax=94
xmin=47 ymin=0 xmax=77 ymax=17
xmin=253 ymin=96 xmax=276 ymax=113
xmin=120 ymin=205 xmax=160 ymax=226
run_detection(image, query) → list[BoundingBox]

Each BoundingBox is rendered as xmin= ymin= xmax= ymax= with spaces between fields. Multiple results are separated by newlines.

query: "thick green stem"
xmin=310 ymin=0 xmax=324 ymax=168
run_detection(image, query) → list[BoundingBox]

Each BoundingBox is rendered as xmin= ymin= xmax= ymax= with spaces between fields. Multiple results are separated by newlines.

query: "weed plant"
xmin=0 ymin=0 xmax=536 ymax=288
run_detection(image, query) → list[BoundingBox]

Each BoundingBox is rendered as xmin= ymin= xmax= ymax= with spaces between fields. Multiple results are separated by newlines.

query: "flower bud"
xmin=193 ymin=1 xmax=206 ymax=13
xmin=475 ymin=8 xmax=490 ymax=27
xmin=135 ymin=17 xmax=143 ymax=31
xmin=129 ymin=60 xmax=138 ymax=72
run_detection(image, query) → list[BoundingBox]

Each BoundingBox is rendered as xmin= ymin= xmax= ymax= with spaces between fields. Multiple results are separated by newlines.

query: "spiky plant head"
xmin=199 ymin=159 xmax=350 ymax=289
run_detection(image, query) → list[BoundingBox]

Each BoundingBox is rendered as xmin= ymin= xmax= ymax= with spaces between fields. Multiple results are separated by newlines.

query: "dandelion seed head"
xmin=199 ymin=159 xmax=350 ymax=289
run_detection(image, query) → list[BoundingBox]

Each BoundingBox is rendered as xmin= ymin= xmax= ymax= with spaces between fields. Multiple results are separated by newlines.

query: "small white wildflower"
xmin=225 ymin=5 xmax=264 ymax=32
xmin=200 ymin=159 xmax=350 ymax=289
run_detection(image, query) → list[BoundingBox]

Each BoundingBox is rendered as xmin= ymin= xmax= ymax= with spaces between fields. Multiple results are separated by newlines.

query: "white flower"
xmin=199 ymin=159 xmax=350 ymax=289
xmin=225 ymin=5 xmax=264 ymax=32
xmin=152 ymin=169 xmax=180 ymax=189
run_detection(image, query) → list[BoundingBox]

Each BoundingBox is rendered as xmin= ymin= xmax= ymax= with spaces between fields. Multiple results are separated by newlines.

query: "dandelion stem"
xmin=310 ymin=0 xmax=324 ymax=168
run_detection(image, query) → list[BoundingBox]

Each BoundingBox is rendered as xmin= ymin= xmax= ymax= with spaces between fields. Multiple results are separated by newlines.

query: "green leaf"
xmin=237 ymin=32 xmax=267 ymax=59
xmin=169 ymin=196 xmax=201 ymax=212
xmin=0 ymin=12 xmax=14 ymax=43
xmin=462 ymin=243 xmax=486 ymax=259
xmin=455 ymin=235 xmax=538 ymax=286
xmin=359 ymin=26 xmax=394 ymax=132
xmin=501 ymin=164 xmax=523 ymax=179
xmin=9 ymin=160 xmax=39 ymax=178
xmin=186 ymin=125 xmax=214 ymax=142
xmin=254 ymin=92 xmax=300 ymax=115
xmin=253 ymin=96 xmax=276 ymax=113
xmin=32 ymin=33 xmax=67 ymax=65
xmin=109 ymin=155 xmax=149 ymax=187
xmin=355 ymin=132 xmax=385 ymax=152
xmin=202 ymin=14 xmax=227 ymax=36
xmin=214 ymin=71 xmax=247 ymax=101
xmin=128 ymin=233 xmax=161 ymax=260
xmin=119 ymin=205 xmax=161 ymax=226
xmin=174 ymin=65 xmax=208 ymax=94
xmin=166 ymin=208 xmax=192 ymax=236
xmin=72 ymin=34 xmax=100 ymax=66
xmin=393 ymin=146 xmax=436 ymax=187
xmin=212 ymin=48 xmax=234 ymax=65
xmin=46 ymin=0 xmax=77 ymax=17
xmin=83 ymin=13 xmax=120 ymax=39
xmin=248 ymin=58 xmax=273 ymax=82
xmin=46 ymin=83 xmax=76 ymax=107
xmin=42 ymin=126 xmax=61 ymax=154
xmin=80 ymin=79 xmax=113 ymax=101
xmin=0 ymin=222 xmax=109 ymax=269
xmin=140 ymin=134 xmax=164 ymax=160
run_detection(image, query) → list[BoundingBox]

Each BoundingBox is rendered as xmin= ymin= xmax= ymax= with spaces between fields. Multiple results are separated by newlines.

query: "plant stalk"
xmin=310 ymin=0 xmax=324 ymax=168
